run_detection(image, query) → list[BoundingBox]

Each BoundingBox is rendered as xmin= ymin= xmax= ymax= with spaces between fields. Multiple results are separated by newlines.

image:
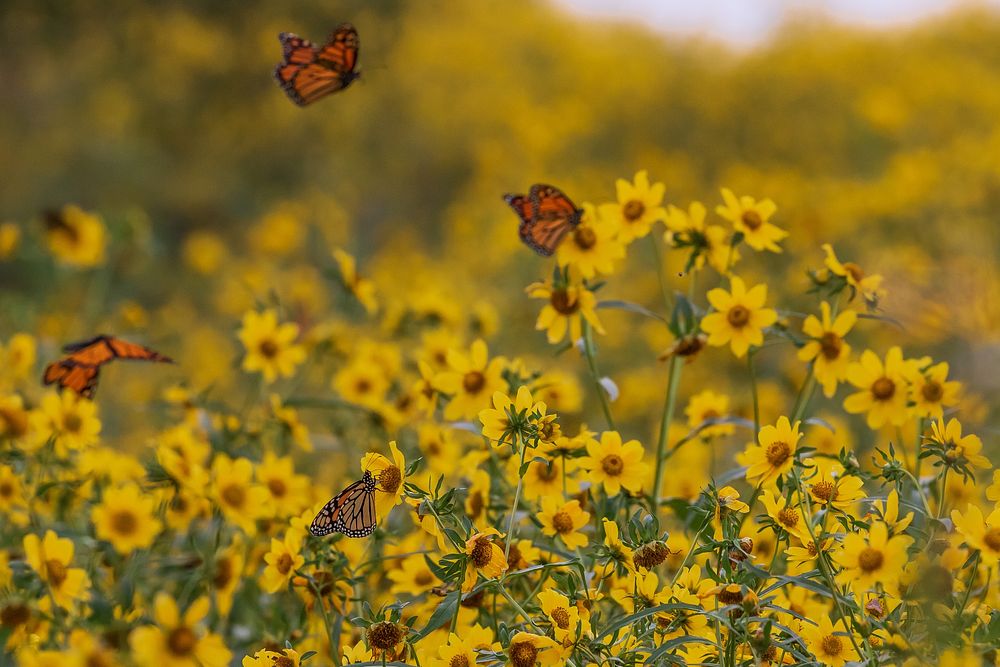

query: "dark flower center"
xmin=110 ymin=510 xmax=137 ymax=535
xmin=379 ymin=466 xmax=402 ymax=494
xmin=858 ymin=547 xmax=884 ymax=572
xmin=550 ymin=606 xmax=570 ymax=629
xmin=601 ymin=454 xmax=624 ymax=476
xmin=550 ymin=289 xmax=580 ymax=315
xmin=765 ymin=441 xmax=791 ymax=467
xmin=983 ymin=528 xmax=1000 ymax=552
xmin=573 ymin=227 xmax=596 ymax=250
xmin=258 ymin=339 xmax=279 ymax=359
xmin=842 ymin=262 xmax=865 ymax=283
xmin=45 ymin=559 xmax=68 ymax=587
xmin=221 ymin=484 xmax=246 ymax=507
xmin=63 ymin=413 xmax=83 ymax=433
xmin=623 ymin=200 xmax=645 ymax=222
xmin=450 ymin=656 xmax=470 ymax=667
xmin=819 ymin=332 xmax=842 ymax=360
xmin=811 ymin=481 xmax=837 ymax=503
xmin=470 ymin=537 xmax=494 ymax=568
xmin=777 ymin=508 xmax=799 ymax=529
xmin=727 ymin=305 xmax=750 ymax=328
xmin=267 ymin=478 xmax=287 ymax=498
xmin=552 ymin=511 xmax=574 ymax=534
xmin=366 ymin=621 xmax=404 ymax=651
xmin=921 ymin=381 xmax=944 ymax=403
xmin=167 ymin=627 xmax=197 ymax=656
xmin=820 ymin=635 xmax=843 ymax=656
xmin=276 ymin=552 xmax=293 ymax=575
xmin=741 ymin=210 xmax=763 ymax=230
xmin=509 ymin=641 xmax=539 ymax=667
xmin=872 ymin=377 xmax=895 ymax=400
xmin=0 ymin=603 xmax=30 ymax=628
xmin=213 ymin=557 xmax=233 ymax=589
xmin=0 ymin=482 xmax=13 ymax=499
xmin=462 ymin=371 xmax=485 ymax=394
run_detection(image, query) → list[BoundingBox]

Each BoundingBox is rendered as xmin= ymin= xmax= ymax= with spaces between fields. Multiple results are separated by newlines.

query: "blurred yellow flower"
xmin=798 ymin=302 xmax=857 ymax=398
xmin=261 ymin=529 xmax=304 ymax=593
xmin=211 ymin=456 xmax=270 ymax=534
xmin=526 ymin=278 xmax=604 ymax=344
xmin=742 ymin=416 xmax=802 ymax=485
xmin=950 ymin=504 xmax=1000 ymax=566
xmin=601 ymin=170 xmax=666 ymax=245
xmin=0 ymin=394 xmax=29 ymax=440
xmin=182 ymin=231 xmax=228 ymax=275
xmin=927 ymin=418 xmax=990 ymax=470
xmin=237 ymin=309 xmax=306 ymax=383
xmin=0 ymin=333 xmax=35 ymax=384
xmin=715 ymin=189 xmax=786 ymax=253
xmin=0 ymin=222 xmax=20 ymax=260
xmin=434 ymin=339 xmax=506 ymax=420
xmin=44 ymin=205 xmax=107 ymax=268
xmin=580 ymin=431 xmax=648 ymax=496
xmin=556 ymin=203 xmax=625 ymax=278
xmin=684 ymin=389 xmax=734 ymax=438
xmin=249 ymin=207 xmax=304 ymax=257
xmin=212 ymin=539 xmax=244 ymax=617
xmin=36 ymin=391 xmax=101 ymax=451
xmin=843 ymin=347 xmax=910 ymax=429
xmin=257 ymin=452 xmax=311 ymax=517
xmin=800 ymin=615 xmax=860 ymax=667
xmin=333 ymin=248 xmax=378 ymax=314
xmin=906 ymin=361 xmax=960 ymax=420
xmin=388 ymin=554 xmax=438 ymax=596
xmin=822 ymin=244 xmax=885 ymax=308
xmin=701 ymin=276 xmax=777 ymax=358
xmin=23 ymin=530 xmax=90 ymax=610
xmin=130 ymin=593 xmax=231 ymax=667
xmin=92 ymin=484 xmax=163 ymax=555
xmin=539 ymin=497 xmax=589 ymax=549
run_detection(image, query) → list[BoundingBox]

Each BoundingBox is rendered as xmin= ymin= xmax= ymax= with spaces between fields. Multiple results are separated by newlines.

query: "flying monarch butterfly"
xmin=309 ymin=469 xmax=377 ymax=538
xmin=503 ymin=184 xmax=583 ymax=256
xmin=42 ymin=335 xmax=173 ymax=399
xmin=273 ymin=23 xmax=360 ymax=106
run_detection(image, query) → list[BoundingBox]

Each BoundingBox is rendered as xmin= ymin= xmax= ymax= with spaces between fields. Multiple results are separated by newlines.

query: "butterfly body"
xmin=503 ymin=183 xmax=583 ymax=256
xmin=309 ymin=469 xmax=378 ymax=538
xmin=42 ymin=334 xmax=172 ymax=398
xmin=274 ymin=24 xmax=360 ymax=106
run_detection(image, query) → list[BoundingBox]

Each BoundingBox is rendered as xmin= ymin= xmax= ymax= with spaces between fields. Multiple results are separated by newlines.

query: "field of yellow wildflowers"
xmin=1 ymin=1 xmax=999 ymax=666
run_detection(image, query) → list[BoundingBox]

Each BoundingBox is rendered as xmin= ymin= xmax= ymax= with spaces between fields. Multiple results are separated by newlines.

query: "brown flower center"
xmin=765 ymin=441 xmax=791 ymax=467
xmin=509 ymin=641 xmax=539 ymax=667
xmin=536 ymin=461 xmax=559 ymax=482
xmin=623 ymin=200 xmax=645 ymax=222
xmin=0 ymin=482 xmax=13 ymax=499
xmin=820 ymin=635 xmax=843 ymax=656
xmin=777 ymin=508 xmax=799 ymax=529
xmin=354 ymin=378 xmax=372 ymax=394
xmin=507 ymin=542 xmax=522 ymax=568
xmin=727 ymin=305 xmax=750 ymax=328
xmin=366 ymin=621 xmax=404 ymax=651
xmin=221 ymin=484 xmax=246 ymax=508
xmin=110 ymin=510 xmax=137 ymax=535
xmin=741 ymin=210 xmax=763 ymax=230
xmin=276 ymin=552 xmax=293 ymax=575
xmin=258 ymin=339 xmax=279 ymax=359
xmin=552 ymin=510 xmax=574 ymax=534
xmin=414 ymin=570 xmax=434 ymax=587
xmin=462 ymin=371 xmax=485 ymax=394
xmin=550 ymin=606 xmax=570 ymax=629
xmin=267 ymin=478 xmax=287 ymax=498
xmin=601 ymin=454 xmax=624 ymax=476
xmin=983 ymin=528 xmax=1000 ymax=552
xmin=842 ymin=262 xmax=865 ymax=283
xmin=63 ymin=413 xmax=83 ymax=433
xmin=470 ymin=537 xmax=494 ymax=568
xmin=718 ymin=585 xmax=744 ymax=605
xmin=468 ymin=490 xmax=484 ymax=519
xmin=811 ymin=481 xmax=837 ymax=503
xmin=573 ymin=227 xmax=597 ymax=250
xmin=45 ymin=559 xmax=67 ymax=587
xmin=633 ymin=542 xmax=671 ymax=570
xmin=819 ymin=332 xmax=842 ymax=360
xmin=550 ymin=289 xmax=580 ymax=315
xmin=858 ymin=547 xmax=884 ymax=573
xmin=871 ymin=377 xmax=896 ymax=401
xmin=449 ymin=656 xmax=470 ymax=667
xmin=213 ymin=557 xmax=233 ymax=589
xmin=0 ymin=603 xmax=29 ymax=628
xmin=167 ymin=627 xmax=197 ymax=656
xmin=921 ymin=381 xmax=944 ymax=403
xmin=378 ymin=466 xmax=402 ymax=494
xmin=274 ymin=657 xmax=295 ymax=667
xmin=0 ymin=407 xmax=28 ymax=437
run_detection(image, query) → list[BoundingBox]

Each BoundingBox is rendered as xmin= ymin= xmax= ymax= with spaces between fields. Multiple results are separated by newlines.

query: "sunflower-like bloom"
xmin=600 ymin=170 xmax=667 ymax=245
xmin=701 ymin=276 xmax=778 ymax=358
xmin=798 ymin=302 xmax=857 ymax=397
xmin=237 ymin=309 xmax=306 ymax=383
xmin=740 ymin=417 xmax=802 ymax=485
xmin=715 ymin=188 xmax=787 ymax=253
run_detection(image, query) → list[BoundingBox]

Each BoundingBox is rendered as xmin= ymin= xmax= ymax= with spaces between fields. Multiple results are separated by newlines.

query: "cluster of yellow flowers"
xmin=0 ymin=159 xmax=996 ymax=667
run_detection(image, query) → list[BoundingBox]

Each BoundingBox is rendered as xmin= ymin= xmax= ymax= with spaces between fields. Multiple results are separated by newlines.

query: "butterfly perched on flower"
xmin=309 ymin=470 xmax=377 ymax=538
xmin=43 ymin=335 xmax=173 ymax=398
xmin=273 ymin=23 xmax=360 ymax=106
xmin=503 ymin=184 xmax=583 ymax=256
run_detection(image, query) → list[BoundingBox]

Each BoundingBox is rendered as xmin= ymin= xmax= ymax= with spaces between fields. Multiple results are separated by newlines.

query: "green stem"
xmin=648 ymin=235 xmax=673 ymax=313
xmin=504 ymin=443 xmax=528 ymax=563
xmin=669 ymin=513 xmax=712 ymax=588
xmin=914 ymin=417 xmax=926 ymax=481
xmin=651 ymin=355 xmax=684 ymax=518
xmin=748 ymin=351 xmax=761 ymax=436
xmin=790 ymin=367 xmax=816 ymax=424
xmin=497 ymin=585 xmax=541 ymax=631
xmin=582 ymin=320 xmax=615 ymax=430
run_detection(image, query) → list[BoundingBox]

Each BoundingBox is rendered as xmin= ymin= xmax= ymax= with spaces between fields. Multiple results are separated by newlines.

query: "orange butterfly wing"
xmin=273 ymin=24 xmax=359 ymax=107
xmin=309 ymin=470 xmax=377 ymax=538
xmin=43 ymin=361 xmax=100 ymax=398
xmin=43 ymin=335 xmax=172 ymax=398
xmin=504 ymin=184 xmax=582 ymax=256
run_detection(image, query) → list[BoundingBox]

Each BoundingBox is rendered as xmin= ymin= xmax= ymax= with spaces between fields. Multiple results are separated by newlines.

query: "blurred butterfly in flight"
xmin=43 ymin=335 xmax=173 ymax=399
xmin=503 ymin=184 xmax=583 ymax=256
xmin=309 ymin=469 xmax=377 ymax=538
xmin=273 ymin=23 xmax=360 ymax=106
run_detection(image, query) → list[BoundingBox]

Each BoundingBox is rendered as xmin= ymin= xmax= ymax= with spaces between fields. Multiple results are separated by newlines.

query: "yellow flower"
xmin=760 ymin=489 xmax=807 ymax=540
xmin=433 ymin=634 xmax=478 ymax=667
xmin=91 ymin=484 xmax=163 ymax=555
xmin=701 ymin=276 xmax=778 ymax=358
xmin=182 ymin=231 xmax=228 ymax=275
xmin=742 ymin=417 xmax=802 ymax=485
xmin=805 ymin=467 xmax=866 ymax=511
xmin=951 ymin=504 xmax=1000 ymax=566
xmin=210 ymin=456 xmax=271 ymax=534
xmin=0 ymin=222 xmax=20 ymax=260
xmin=843 ymin=347 xmax=910 ymax=429
xmin=44 ymin=205 xmax=107 ymax=267
xmin=0 ymin=464 xmax=27 ymax=520
xmin=332 ymin=358 xmax=391 ymax=409
xmin=38 ymin=390 xmax=101 ymax=451
xmin=130 ymin=593 xmax=232 ymax=667
xmin=928 ymin=418 xmax=989 ymax=470
xmin=655 ymin=588 xmax=710 ymax=644
xmin=332 ymin=248 xmax=378 ymax=314
xmin=906 ymin=361 xmax=960 ymax=420
xmin=269 ymin=394 xmax=313 ymax=452
xmin=479 ymin=386 xmax=537 ymax=448
xmin=23 ymin=530 xmax=90 ymax=610
xmin=243 ymin=648 xmax=301 ymax=667
xmin=684 ymin=389 xmax=734 ymax=438
xmin=526 ymin=278 xmax=604 ymax=344
xmin=798 ymin=302 xmax=857 ymax=398
xmin=516 ymin=451 xmax=578 ymax=502
xmin=580 ymin=431 xmax=649 ymax=496
xmin=249 ymin=206 xmax=304 ymax=257
xmin=0 ymin=333 xmax=36 ymax=384
xmin=800 ymin=616 xmax=860 ymax=667
xmin=505 ymin=631 xmax=560 ymax=667
xmin=715 ymin=188 xmax=787 ymax=253
xmin=0 ymin=394 xmax=29 ymax=441
xmin=388 ymin=554 xmax=438 ymax=596
xmin=822 ymin=244 xmax=885 ymax=308
xmin=600 ymin=170 xmax=667 ymax=245
xmin=537 ymin=588 xmax=589 ymax=643
xmin=16 ymin=648 xmax=85 ymax=667
xmin=340 ymin=640 xmax=373 ymax=665
xmin=539 ymin=497 xmax=590 ymax=549
xmin=556 ymin=203 xmax=625 ymax=278
xmin=601 ymin=518 xmax=635 ymax=573
xmin=465 ymin=468 xmax=491 ymax=523
xmin=664 ymin=202 xmax=740 ymax=274
xmin=237 ymin=309 xmax=306 ymax=383
xmin=464 ymin=528 xmax=508 ymax=592
xmin=256 ymin=452 xmax=311 ymax=517
xmin=68 ymin=630 xmax=122 ymax=667
xmin=360 ymin=440 xmax=407 ymax=521
xmin=433 ymin=339 xmax=506 ymax=420
xmin=261 ymin=529 xmax=305 ymax=593
xmin=834 ymin=521 xmax=912 ymax=591
xmin=867 ymin=489 xmax=914 ymax=535
xmin=212 ymin=539 xmax=244 ymax=617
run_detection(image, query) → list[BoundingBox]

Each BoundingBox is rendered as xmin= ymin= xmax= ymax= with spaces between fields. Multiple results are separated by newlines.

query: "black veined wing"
xmin=309 ymin=470 xmax=377 ymax=538
xmin=273 ymin=24 xmax=360 ymax=107
xmin=503 ymin=183 xmax=582 ymax=256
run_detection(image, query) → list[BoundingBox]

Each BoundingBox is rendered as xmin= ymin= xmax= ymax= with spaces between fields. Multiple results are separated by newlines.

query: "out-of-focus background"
xmin=1 ymin=0 xmax=998 ymax=443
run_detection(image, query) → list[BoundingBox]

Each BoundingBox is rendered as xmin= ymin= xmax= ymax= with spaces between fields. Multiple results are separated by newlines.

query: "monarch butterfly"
xmin=309 ymin=469 xmax=378 ymax=538
xmin=42 ymin=335 xmax=173 ymax=398
xmin=273 ymin=23 xmax=360 ymax=106
xmin=503 ymin=184 xmax=583 ymax=256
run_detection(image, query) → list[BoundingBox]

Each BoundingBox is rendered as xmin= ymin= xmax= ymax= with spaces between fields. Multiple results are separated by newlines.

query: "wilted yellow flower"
xmin=237 ymin=309 xmax=306 ymax=383
xmin=130 ymin=594 xmax=231 ymax=667
xmin=91 ymin=484 xmax=163 ymax=555
xmin=715 ymin=188 xmax=787 ymax=253
xmin=44 ymin=205 xmax=107 ymax=267
xmin=701 ymin=276 xmax=778 ymax=358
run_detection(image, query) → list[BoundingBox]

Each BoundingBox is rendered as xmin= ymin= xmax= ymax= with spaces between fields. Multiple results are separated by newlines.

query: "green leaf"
xmin=643 ymin=635 xmax=715 ymax=665
xmin=596 ymin=299 xmax=668 ymax=324
xmin=412 ymin=590 xmax=460 ymax=641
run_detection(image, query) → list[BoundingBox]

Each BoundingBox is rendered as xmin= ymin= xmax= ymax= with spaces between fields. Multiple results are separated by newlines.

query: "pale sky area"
xmin=558 ymin=0 xmax=1000 ymax=46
